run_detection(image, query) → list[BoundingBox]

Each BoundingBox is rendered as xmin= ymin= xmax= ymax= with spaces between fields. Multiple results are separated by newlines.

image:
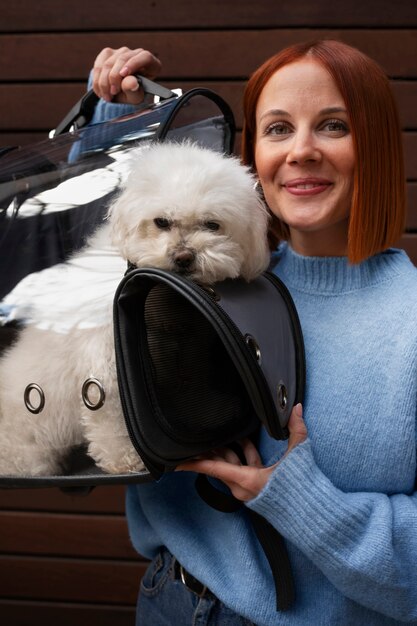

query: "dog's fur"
xmin=0 ymin=142 xmax=270 ymax=476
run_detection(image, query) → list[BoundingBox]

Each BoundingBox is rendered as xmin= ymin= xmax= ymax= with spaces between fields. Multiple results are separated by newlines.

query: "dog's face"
xmin=108 ymin=142 xmax=270 ymax=284
xmin=129 ymin=208 xmax=247 ymax=284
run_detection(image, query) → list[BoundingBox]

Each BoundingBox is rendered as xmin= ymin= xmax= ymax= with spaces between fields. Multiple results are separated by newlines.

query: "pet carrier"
xmin=0 ymin=77 xmax=304 ymax=490
xmin=0 ymin=77 xmax=237 ymax=487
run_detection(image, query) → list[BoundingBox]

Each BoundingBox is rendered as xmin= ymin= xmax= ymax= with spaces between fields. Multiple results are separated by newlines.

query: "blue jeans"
xmin=136 ymin=549 xmax=256 ymax=625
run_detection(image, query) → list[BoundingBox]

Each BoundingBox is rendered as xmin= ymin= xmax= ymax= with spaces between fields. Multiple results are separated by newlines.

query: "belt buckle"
xmin=179 ymin=564 xmax=208 ymax=598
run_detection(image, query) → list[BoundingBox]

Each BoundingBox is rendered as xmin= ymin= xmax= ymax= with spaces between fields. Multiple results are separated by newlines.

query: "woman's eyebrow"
xmin=320 ymin=106 xmax=348 ymax=115
xmin=258 ymin=109 xmax=289 ymax=122
xmin=258 ymin=106 xmax=347 ymax=123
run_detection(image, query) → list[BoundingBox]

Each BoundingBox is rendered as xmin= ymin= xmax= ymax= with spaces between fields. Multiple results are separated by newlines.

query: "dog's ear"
xmin=106 ymin=189 xmax=133 ymax=259
xmin=239 ymin=196 xmax=271 ymax=281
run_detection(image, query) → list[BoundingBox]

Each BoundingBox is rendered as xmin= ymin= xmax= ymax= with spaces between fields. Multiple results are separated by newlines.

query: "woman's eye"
xmin=204 ymin=221 xmax=220 ymax=231
xmin=154 ymin=217 xmax=171 ymax=230
xmin=264 ymin=122 xmax=291 ymax=137
xmin=322 ymin=119 xmax=349 ymax=135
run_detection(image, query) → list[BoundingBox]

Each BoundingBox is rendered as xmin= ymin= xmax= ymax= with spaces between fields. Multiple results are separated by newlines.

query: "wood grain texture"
xmin=0 ymin=511 xmax=139 ymax=558
xmin=1 ymin=30 xmax=417 ymax=81
xmin=0 ymin=555 xmax=144 ymax=603
xmin=0 ymin=486 xmax=126 ymax=513
xmin=0 ymin=600 xmax=135 ymax=626
xmin=2 ymin=0 xmax=417 ymax=31
xmin=400 ymin=233 xmax=417 ymax=263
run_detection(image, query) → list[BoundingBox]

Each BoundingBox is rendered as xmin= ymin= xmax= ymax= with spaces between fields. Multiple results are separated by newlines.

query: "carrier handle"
xmin=53 ymin=75 xmax=177 ymax=137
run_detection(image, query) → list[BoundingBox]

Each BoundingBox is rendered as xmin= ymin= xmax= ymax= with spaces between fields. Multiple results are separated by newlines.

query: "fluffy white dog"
xmin=0 ymin=142 xmax=270 ymax=476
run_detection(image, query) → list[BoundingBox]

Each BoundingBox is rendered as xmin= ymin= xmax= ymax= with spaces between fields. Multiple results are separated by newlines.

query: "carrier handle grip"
xmin=53 ymin=75 xmax=176 ymax=137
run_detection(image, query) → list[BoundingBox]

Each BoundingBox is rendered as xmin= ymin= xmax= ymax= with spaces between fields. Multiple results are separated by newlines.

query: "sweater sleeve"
xmin=247 ymin=439 xmax=417 ymax=623
xmin=86 ymin=70 xmax=139 ymax=124
xmin=90 ymin=100 xmax=138 ymax=124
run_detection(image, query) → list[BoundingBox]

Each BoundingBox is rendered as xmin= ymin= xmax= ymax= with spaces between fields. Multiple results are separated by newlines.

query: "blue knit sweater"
xmin=126 ymin=244 xmax=417 ymax=625
xmin=92 ymin=96 xmax=417 ymax=623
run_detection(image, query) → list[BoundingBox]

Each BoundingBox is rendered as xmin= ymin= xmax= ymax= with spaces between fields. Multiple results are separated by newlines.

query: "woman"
xmin=92 ymin=41 xmax=417 ymax=624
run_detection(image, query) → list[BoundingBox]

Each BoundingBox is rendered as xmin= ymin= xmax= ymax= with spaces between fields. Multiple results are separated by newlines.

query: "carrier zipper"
xmin=263 ymin=271 xmax=306 ymax=406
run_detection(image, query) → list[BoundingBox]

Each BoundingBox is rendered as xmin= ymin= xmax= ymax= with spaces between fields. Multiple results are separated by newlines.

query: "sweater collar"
xmin=271 ymin=243 xmax=409 ymax=294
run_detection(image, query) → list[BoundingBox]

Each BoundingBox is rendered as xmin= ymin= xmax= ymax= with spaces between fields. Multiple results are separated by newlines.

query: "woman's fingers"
xmin=118 ymin=48 xmax=162 ymax=81
xmin=92 ymin=47 xmax=162 ymax=103
xmin=178 ymin=457 xmax=276 ymax=502
xmin=93 ymin=47 xmax=118 ymax=101
xmin=177 ymin=405 xmax=307 ymax=501
xmin=285 ymin=403 xmax=307 ymax=456
xmin=237 ymin=438 xmax=264 ymax=467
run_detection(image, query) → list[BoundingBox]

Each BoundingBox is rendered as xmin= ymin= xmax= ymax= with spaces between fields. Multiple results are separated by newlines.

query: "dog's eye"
xmin=154 ymin=217 xmax=171 ymax=230
xmin=204 ymin=221 xmax=220 ymax=231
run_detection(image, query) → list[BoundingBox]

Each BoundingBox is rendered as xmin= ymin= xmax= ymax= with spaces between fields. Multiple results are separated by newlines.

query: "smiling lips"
xmin=283 ymin=178 xmax=332 ymax=196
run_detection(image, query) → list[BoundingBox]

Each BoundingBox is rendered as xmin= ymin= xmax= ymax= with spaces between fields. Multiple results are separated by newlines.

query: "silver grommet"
xmin=24 ymin=383 xmax=45 ymax=414
xmin=82 ymin=377 xmax=105 ymax=411
xmin=277 ymin=383 xmax=288 ymax=411
xmin=244 ymin=334 xmax=262 ymax=365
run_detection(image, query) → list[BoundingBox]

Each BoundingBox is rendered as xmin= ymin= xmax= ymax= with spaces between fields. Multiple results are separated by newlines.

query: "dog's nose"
xmin=173 ymin=250 xmax=195 ymax=269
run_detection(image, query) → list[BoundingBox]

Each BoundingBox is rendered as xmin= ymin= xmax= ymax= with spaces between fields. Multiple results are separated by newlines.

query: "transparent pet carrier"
xmin=0 ymin=78 xmax=236 ymax=487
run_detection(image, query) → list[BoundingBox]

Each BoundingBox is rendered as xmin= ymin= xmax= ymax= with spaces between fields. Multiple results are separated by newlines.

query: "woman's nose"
xmin=286 ymin=130 xmax=321 ymax=165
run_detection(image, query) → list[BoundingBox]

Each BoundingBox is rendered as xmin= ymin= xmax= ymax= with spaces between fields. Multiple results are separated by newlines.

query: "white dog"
xmin=0 ymin=142 xmax=270 ymax=476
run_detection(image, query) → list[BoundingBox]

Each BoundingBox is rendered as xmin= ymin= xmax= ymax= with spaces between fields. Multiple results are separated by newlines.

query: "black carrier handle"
xmin=53 ymin=75 xmax=177 ymax=137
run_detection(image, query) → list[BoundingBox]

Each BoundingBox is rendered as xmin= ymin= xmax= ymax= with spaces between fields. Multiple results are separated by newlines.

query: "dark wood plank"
xmin=1 ymin=30 xmax=417 ymax=81
xmin=403 ymin=133 xmax=417 ymax=180
xmin=399 ymin=234 xmax=417 ymax=265
xmin=0 ymin=131 xmax=48 ymax=146
xmin=0 ymin=600 xmax=135 ymax=626
xmin=407 ymin=182 xmax=417 ymax=229
xmin=2 ymin=80 xmax=417 ymax=132
xmin=0 ymin=83 xmax=87 ymax=130
xmin=3 ymin=0 xmax=417 ymax=31
xmin=0 ymin=555 xmax=144 ymax=603
xmin=392 ymin=82 xmax=417 ymax=130
xmin=0 ymin=511 xmax=139 ymax=558
xmin=0 ymin=486 xmax=126 ymax=513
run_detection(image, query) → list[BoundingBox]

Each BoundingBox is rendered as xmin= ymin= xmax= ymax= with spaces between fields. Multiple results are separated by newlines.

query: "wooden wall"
xmin=1 ymin=1 xmax=417 ymax=623
xmin=0 ymin=487 xmax=143 ymax=625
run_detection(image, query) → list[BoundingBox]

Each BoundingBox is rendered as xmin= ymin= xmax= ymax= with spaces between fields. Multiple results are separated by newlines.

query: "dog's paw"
xmin=0 ymin=444 xmax=63 ymax=477
xmin=87 ymin=440 xmax=146 ymax=474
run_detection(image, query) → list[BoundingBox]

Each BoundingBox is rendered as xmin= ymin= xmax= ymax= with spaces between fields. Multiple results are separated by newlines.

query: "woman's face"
xmin=254 ymin=59 xmax=355 ymax=256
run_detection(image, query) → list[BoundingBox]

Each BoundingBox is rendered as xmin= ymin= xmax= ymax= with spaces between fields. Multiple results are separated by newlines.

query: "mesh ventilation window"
xmin=143 ymin=284 xmax=253 ymax=445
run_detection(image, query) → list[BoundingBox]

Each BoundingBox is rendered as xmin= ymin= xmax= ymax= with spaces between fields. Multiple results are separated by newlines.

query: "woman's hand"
xmin=92 ymin=46 xmax=162 ymax=104
xmin=177 ymin=403 xmax=307 ymax=502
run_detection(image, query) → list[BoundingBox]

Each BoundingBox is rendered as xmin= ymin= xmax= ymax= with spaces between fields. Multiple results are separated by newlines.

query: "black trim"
xmin=263 ymin=271 xmax=306 ymax=407
xmin=156 ymin=87 xmax=236 ymax=154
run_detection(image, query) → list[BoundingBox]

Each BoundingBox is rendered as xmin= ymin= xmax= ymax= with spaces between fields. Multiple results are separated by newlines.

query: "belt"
xmin=173 ymin=557 xmax=209 ymax=598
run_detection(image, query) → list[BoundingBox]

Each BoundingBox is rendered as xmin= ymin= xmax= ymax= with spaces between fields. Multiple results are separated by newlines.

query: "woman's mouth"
xmin=283 ymin=178 xmax=332 ymax=196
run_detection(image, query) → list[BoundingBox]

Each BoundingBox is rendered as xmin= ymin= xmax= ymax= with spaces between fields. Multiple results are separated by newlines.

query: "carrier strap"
xmin=195 ymin=445 xmax=295 ymax=612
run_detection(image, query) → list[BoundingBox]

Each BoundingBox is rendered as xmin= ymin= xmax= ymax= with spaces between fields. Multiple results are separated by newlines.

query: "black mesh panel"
xmin=144 ymin=284 xmax=252 ymax=445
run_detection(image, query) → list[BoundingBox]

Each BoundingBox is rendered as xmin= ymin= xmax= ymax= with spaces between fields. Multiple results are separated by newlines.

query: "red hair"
xmin=242 ymin=40 xmax=406 ymax=262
